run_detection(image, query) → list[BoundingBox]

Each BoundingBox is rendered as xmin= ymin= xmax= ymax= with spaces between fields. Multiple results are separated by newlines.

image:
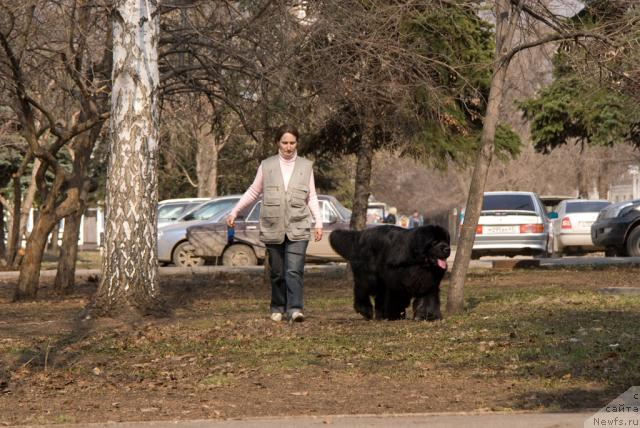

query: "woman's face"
xmin=278 ymin=132 xmax=298 ymax=159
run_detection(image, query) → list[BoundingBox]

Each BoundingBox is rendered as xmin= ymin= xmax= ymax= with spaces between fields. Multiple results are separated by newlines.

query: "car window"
xmin=210 ymin=208 xmax=234 ymax=223
xmin=482 ymin=194 xmax=536 ymax=212
xmin=247 ymin=202 xmax=261 ymax=222
xmin=566 ymin=201 xmax=610 ymax=213
xmin=186 ymin=199 xmax=237 ymax=221
xmin=158 ymin=203 xmax=189 ymax=220
xmin=333 ymin=198 xmax=352 ymax=220
xmin=321 ymin=200 xmax=338 ymax=223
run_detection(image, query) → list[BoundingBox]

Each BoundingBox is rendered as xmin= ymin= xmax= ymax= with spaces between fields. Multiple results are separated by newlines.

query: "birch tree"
xmin=88 ymin=0 xmax=164 ymax=316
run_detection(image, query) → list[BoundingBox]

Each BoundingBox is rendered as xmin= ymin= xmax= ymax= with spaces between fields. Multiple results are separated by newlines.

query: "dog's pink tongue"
xmin=437 ymin=259 xmax=447 ymax=270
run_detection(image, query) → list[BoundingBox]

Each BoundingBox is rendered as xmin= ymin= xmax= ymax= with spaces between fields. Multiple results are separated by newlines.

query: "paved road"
xmin=13 ymin=411 xmax=597 ymax=428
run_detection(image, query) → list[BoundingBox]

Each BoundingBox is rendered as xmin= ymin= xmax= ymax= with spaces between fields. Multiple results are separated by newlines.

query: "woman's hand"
xmin=226 ymin=214 xmax=236 ymax=228
xmin=314 ymin=227 xmax=323 ymax=242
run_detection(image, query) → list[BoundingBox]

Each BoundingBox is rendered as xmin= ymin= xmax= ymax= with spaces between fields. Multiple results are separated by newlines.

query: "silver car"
xmin=157 ymin=198 xmax=209 ymax=227
xmin=186 ymin=195 xmax=352 ymax=266
xmin=157 ymin=195 xmax=241 ymax=266
xmin=550 ymin=199 xmax=611 ymax=256
xmin=472 ymin=191 xmax=552 ymax=259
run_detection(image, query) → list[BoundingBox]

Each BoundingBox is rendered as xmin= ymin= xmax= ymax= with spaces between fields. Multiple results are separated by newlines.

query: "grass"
xmin=80 ymin=279 xmax=639 ymax=387
xmin=1 ymin=268 xmax=640 ymax=423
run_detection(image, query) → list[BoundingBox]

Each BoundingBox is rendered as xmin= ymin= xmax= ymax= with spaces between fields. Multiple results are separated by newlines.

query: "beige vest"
xmin=259 ymin=155 xmax=313 ymax=244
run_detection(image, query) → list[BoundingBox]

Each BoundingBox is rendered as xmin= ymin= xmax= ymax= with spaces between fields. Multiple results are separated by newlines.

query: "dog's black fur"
xmin=330 ymin=225 xmax=451 ymax=321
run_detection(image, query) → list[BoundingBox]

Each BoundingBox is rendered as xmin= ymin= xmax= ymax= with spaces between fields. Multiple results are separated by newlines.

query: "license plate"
xmin=579 ymin=221 xmax=592 ymax=228
xmin=484 ymin=225 xmax=517 ymax=234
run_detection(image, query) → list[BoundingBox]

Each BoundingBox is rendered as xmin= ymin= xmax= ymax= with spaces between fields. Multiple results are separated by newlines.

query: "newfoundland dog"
xmin=329 ymin=225 xmax=450 ymax=321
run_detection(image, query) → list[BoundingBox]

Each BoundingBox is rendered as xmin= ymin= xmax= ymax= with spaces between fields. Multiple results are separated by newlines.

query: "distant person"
xmin=366 ymin=212 xmax=381 ymax=224
xmin=226 ymin=124 xmax=322 ymax=323
xmin=409 ymin=211 xmax=424 ymax=229
xmin=383 ymin=207 xmax=397 ymax=225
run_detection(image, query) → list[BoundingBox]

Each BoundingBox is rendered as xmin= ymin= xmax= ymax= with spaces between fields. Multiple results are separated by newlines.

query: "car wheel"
xmin=222 ymin=244 xmax=258 ymax=267
xmin=626 ymin=227 xmax=640 ymax=257
xmin=172 ymin=241 xmax=205 ymax=267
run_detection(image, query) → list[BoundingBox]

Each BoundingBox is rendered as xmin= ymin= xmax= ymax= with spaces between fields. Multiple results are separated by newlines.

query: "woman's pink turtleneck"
xmin=229 ymin=152 xmax=322 ymax=229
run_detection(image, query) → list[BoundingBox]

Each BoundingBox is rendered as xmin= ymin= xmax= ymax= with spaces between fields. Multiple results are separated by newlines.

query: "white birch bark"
xmin=91 ymin=0 xmax=163 ymax=315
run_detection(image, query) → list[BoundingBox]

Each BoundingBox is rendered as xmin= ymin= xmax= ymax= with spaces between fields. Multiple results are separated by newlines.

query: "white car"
xmin=472 ymin=191 xmax=552 ymax=259
xmin=550 ymin=199 xmax=611 ymax=256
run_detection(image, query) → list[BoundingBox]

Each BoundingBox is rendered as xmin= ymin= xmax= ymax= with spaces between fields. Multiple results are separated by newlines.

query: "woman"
xmin=226 ymin=125 xmax=323 ymax=322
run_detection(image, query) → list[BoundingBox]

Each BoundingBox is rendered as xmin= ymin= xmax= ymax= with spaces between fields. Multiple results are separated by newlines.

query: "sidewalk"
xmin=13 ymin=411 xmax=595 ymax=428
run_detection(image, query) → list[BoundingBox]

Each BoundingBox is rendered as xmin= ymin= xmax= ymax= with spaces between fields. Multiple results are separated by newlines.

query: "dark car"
xmin=185 ymin=195 xmax=352 ymax=266
xmin=591 ymin=199 xmax=640 ymax=256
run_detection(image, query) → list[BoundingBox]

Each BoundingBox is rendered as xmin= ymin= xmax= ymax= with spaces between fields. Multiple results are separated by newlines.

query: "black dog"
xmin=330 ymin=225 xmax=450 ymax=321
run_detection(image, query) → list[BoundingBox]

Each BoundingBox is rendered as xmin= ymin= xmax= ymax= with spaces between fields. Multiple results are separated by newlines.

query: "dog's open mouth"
xmin=428 ymin=257 xmax=448 ymax=270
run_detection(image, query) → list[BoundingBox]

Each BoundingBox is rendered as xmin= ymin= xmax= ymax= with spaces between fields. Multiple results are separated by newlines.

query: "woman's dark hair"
xmin=273 ymin=124 xmax=299 ymax=143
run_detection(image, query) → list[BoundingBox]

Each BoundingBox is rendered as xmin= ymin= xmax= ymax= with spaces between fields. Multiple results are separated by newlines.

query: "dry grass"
xmin=0 ymin=267 xmax=639 ymax=425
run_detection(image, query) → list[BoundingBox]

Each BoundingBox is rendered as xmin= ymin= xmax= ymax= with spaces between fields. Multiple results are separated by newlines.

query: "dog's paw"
xmin=355 ymin=304 xmax=373 ymax=320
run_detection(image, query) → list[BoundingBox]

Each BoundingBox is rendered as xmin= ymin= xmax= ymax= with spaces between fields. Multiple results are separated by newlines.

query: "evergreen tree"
xmin=519 ymin=1 xmax=640 ymax=152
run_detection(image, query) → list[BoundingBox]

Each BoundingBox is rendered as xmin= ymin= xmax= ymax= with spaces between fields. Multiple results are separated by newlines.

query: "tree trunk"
xmin=196 ymin=128 xmax=219 ymax=198
xmin=0 ymin=203 xmax=6 ymax=263
xmin=89 ymin=0 xmax=165 ymax=317
xmin=17 ymin=158 xmax=40 ymax=248
xmin=53 ymin=109 xmax=104 ymax=294
xmin=14 ymin=211 xmax=57 ymax=300
xmin=6 ymin=174 xmax=22 ymax=267
xmin=14 ymin=153 xmax=80 ymax=300
xmin=7 ymin=159 xmax=39 ymax=268
xmin=447 ymin=0 xmax=519 ymax=315
xmin=597 ymin=151 xmax=610 ymax=200
xmin=47 ymin=220 xmax=61 ymax=252
xmin=6 ymin=176 xmax=21 ymax=266
xmin=577 ymin=167 xmax=588 ymax=198
xmin=349 ymin=131 xmax=373 ymax=231
xmin=54 ymin=209 xmax=83 ymax=294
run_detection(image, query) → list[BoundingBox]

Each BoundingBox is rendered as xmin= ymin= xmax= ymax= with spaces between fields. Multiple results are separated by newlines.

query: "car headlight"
xmin=158 ymin=230 xmax=164 ymax=239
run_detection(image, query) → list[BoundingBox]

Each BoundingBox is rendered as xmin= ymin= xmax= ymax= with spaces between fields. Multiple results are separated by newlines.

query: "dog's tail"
xmin=329 ymin=229 xmax=360 ymax=261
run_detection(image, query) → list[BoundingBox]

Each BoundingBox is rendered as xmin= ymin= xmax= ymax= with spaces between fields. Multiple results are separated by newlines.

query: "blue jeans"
xmin=266 ymin=237 xmax=308 ymax=316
